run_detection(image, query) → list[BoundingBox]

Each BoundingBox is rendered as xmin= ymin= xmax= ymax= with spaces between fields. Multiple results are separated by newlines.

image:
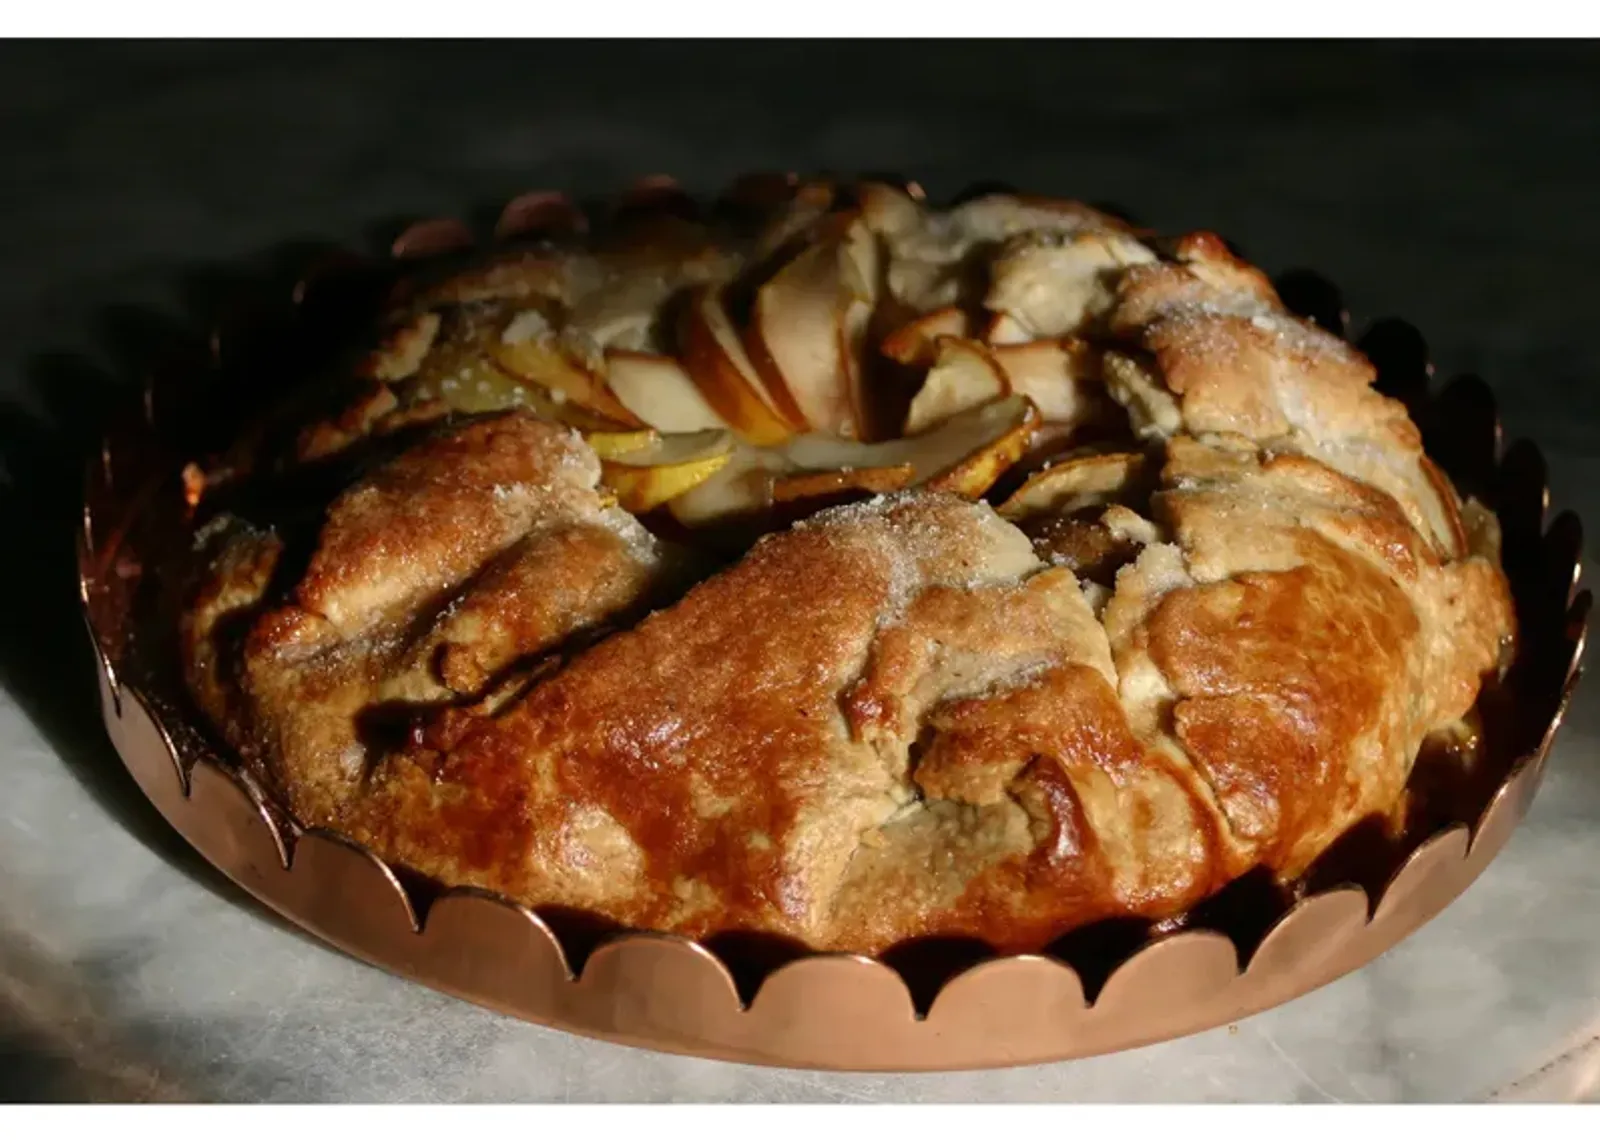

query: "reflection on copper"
xmin=77 ymin=180 xmax=1589 ymax=1071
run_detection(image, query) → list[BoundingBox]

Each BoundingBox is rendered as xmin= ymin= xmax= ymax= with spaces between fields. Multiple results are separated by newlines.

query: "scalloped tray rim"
xmin=72 ymin=180 xmax=1593 ymax=1071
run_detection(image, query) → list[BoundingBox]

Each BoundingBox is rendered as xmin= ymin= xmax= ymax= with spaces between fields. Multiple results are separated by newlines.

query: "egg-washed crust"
xmin=179 ymin=178 xmax=1516 ymax=955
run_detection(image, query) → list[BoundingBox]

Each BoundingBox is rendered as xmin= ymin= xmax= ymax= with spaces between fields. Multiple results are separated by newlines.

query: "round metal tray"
xmin=76 ymin=180 xmax=1590 ymax=1071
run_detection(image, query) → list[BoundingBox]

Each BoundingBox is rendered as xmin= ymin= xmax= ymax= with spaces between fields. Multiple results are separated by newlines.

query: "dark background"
xmin=6 ymin=41 xmax=1599 ymax=428
xmin=5 ymin=40 xmax=1598 ymax=420
xmin=0 ymin=39 xmax=1597 ymax=1098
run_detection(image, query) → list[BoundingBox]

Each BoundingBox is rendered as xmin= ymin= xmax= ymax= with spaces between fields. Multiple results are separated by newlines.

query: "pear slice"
xmin=491 ymin=311 xmax=644 ymax=427
xmin=402 ymin=313 xmax=624 ymax=432
xmin=746 ymin=214 xmax=878 ymax=439
xmin=679 ymin=285 xmax=801 ymax=447
xmin=751 ymin=180 xmax=838 ymax=260
xmin=990 ymin=339 xmax=1103 ymax=426
xmin=772 ymin=464 xmax=916 ymax=504
xmin=769 ymin=464 xmax=918 ymax=526
xmin=983 ymin=312 xmax=1033 ymax=345
xmin=788 ymin=393 xmax=1040 ymax=496
xmin=920 ymin=397 xmax=1042 ymax=498
xmin=603 ymin=350 xmax=729 ymax=434
xmin=880 ymin=305 xmax=971 ymax=367
xmin=599 ymin=429 xmax=736 ymax=513
xmin=666 ymin=445 xmax=784 ymax=528
xmin=997 ymin=451 xmax=1151 ymax=520
xmin=903 ymin=338 xmax=1009 ymax=435
xmin=598 ymin=428 xmax=731 ymax=465
xmin=856 ymin=180 xmax=926 ymax=237
xmin=667 ymin=395 xmax=1040 ymax=528
xmin=584 ymin=428 xmax=660 ymax=461
xmin=837 ymin=217 xmax=882 ymax=436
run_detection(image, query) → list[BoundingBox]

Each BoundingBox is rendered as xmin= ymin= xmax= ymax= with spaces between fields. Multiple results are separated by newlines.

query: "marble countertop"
xmin=2 ymin=41 xmax=1598 ymax=1102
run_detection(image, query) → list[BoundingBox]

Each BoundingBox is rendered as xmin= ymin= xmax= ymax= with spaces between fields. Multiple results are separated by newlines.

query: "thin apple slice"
xmin=598 ymin=428 xmax=731 ymax=465
xmin=855 ymin=180 xmax=926 ymax=238
xmin=786 ymin=393 xmax=1039 ymax=496
xmin=904 ymin=338 xmax=1009 ymax=435
xmin=990 ymin=339 xmax=1103 ymax=425
xmin=997 ymin=451 xmax=1151 ymax=520
xmin=751 ymin=180 xmax=838 ymax=260
xmin=584 ymin=428 xmax=660 ymax=460
xmin=983 ymin=312 xmax=1033 ymax=345
xmin=666 ymin=445 xmax=785 ymax=528
xmin=837 ymin=218 xmax=882 ymax=437
xmin=492 ymin=310 xmax=644 ymax=427
xmin=599 ymin=429 xmax=735 ymax=513
xmin=772 ymin=464 xmax=916 ymax=504
xmin=769 ymin=464 xmax=918 ymax=526
xmin=880 ymin=306 xmax=970 ymax=367
xmin=665 ymin=396 xmax=1041 ymax=529
xmin=402 ymin=315 xmax=625 ymax=432
xmin=746 ymin=218 xmax=871 ymax=439
xmin=679 ymin=285 xmax=802 ymax=447
xmin=668 ymin=444 xmax=907 ymax=531
xmin=603 ymin=350 xmax=729 ymax=434
xmin=921 ymin=397 xmax=1042 ymax=498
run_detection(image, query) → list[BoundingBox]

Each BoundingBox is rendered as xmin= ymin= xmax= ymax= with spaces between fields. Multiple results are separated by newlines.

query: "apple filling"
xmin=172 ymin=179 xmax=1519 ymax=955
xmin=225 ymin=181 xmax=1358 ymax=588
xmin=282 ymin=186 xmax=1183 ymax=561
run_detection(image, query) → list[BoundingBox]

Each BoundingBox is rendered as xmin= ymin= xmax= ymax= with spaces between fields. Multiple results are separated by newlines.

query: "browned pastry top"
xmin=178 ymin=177 xmax=1516 ymax=955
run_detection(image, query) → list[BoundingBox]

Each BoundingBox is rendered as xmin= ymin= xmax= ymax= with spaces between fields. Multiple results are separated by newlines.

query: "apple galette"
xmin=178 ymin=177 xmax=1516 ymax=954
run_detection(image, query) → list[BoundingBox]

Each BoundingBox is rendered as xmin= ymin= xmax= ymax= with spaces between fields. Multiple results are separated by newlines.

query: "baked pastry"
xmin=178 ymin=177 xmax=1516 ymax=956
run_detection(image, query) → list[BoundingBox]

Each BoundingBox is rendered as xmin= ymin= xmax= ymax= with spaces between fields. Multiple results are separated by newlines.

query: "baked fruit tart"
xmin=176 ymin=176 xmax=1517 ymax=958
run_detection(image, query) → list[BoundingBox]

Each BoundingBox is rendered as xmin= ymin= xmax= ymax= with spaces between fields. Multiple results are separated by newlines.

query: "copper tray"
xmin=76 ymin=180 xmax=1590 ymax=1072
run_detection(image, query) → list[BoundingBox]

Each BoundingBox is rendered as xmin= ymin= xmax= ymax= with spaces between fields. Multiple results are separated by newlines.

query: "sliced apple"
xmin=745 ymin=216 xmax=875 ymax=440
xmin=664 ymin=395 xmax=1042 ymax=528
xmin=599 ymin=429 xmax=735 ymax=513
xmin=997 ymin=451 xmax=1151 ymax=520
xmin=679 ymin=285 xmax=802 ymax=447
xmin=769 ymin=464 xmax=918 ymax=526
xmin=921 ymin=397 xmax=1042 ymax=499
xmin=405 ymin=319 xmax=624 ymax=432
xmin=602 ymin=350 xmax=729 ymax=434
xmin=855 ymin=180 xmax=925 ymax=238
xmin=990 ymin=339 xmax=1103 ymax=425
xmin=666 ymin=445 xmax=785 ymax=528
xmin=752 ymin=180 xmax=838 ymax=260
xmin=772 ymin=464 xmax=916 ymax=503
xmin=838 ymin=217 xmax=882 ymax=437
xmin=903 ymin=338 xmax=1009 ymax=436
xmin=880 ymin=306 xmax=971 ymax=366
xmin=982 ymin=311 xmax=1033 ymax=346
xmin=788 ymin=393 xmax=1039 ymax=495
xmin=584 ymin=428 xmax=660 ymax=461
xmin=491 ymin=311 xmax=644 ymax=427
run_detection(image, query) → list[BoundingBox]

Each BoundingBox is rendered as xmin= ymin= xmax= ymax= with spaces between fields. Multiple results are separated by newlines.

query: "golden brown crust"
xmin=178 ymin=178 xmax=1518 ymax=955
xmin=201 ymin=411 xmax=676 ymax=823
